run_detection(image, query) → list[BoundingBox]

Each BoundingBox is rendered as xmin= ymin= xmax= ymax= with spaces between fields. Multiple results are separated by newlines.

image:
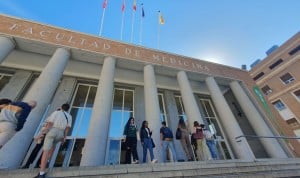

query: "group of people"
xmin=123 ymin=117 xmax=219 ymax=165
xmin=0 ymin=98 xmax=72 ymax=178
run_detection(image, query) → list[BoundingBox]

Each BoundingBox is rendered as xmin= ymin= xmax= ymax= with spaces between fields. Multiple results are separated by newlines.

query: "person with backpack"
xmin=160 ymin=121 xmax=177 ymax=162
xmin=192 ymin=121 xmax=210 ymax=161
xmin=34 ymin=103 xmax=72 ymax=178
xmin=123 ymin=117 xmax=139 ymax=164
xmin=0 ymin=99 xmax=37 ymax=149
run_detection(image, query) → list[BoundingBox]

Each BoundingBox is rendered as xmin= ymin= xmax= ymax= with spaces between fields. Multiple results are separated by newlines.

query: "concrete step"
xmin=1 ymin=158 xmax=300 ymax=178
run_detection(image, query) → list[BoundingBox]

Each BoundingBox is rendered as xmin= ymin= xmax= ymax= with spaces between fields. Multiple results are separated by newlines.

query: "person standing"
xmin=34 ymin=103 xmax=72 ymax=178
xmin=192 ymin=121 xmax=210 ymax=161
xmin=0 ymin=100 xmax=37 ymax=148
xmin=123 ymin=117 xmax=139 ymax=164
xmin=140 ymin=120 xmax=157 ymax=163
xmin=160 ymin=121 xmax=177 ymax=163
xmin=201 ymin=124 xmax=219 ymax=160
xmin=177 ymin=118 xmax=193 ymax=161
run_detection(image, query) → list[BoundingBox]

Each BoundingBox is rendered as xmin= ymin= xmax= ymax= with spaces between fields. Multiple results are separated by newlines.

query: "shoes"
xmin=151 ymin=159 xmax=158 ymax=163
xmin=33 ymin=173 xmax=46 ymax=178
xmin=132 ymin=160 xmax=139 ymax=164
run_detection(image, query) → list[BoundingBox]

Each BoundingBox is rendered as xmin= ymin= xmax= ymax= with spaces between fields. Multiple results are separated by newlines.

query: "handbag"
xmin=176 ymin=128 xmax=182 ymax=140
xmin=193 ymin=128 xmax=204 ymax=139
xmin=151 ymin=138 xmax=155 ymax=148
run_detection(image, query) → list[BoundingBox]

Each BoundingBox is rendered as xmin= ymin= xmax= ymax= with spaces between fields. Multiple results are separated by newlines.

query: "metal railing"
xmin=236 ymin=135 xmax=300 ymax=140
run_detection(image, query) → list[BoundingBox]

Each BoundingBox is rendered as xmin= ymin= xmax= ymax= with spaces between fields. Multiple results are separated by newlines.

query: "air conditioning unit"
xmin=285 ymin=78 xmax=295 ymax=84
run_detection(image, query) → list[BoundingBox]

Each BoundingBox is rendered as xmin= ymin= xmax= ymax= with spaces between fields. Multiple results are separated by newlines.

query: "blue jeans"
xmin=206 ymin=140 xmax=219 ymax=159
xmin=142 ymin=138 xmax=154 ymax=163
xmin=162 ymin=140 xmax=177 ymax=162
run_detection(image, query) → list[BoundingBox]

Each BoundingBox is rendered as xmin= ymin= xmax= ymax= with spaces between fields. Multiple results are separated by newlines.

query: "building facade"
xmin=250 ymin=32 xmax=300 ymax=156
xmin=0 ymin=15 xmax=291 ymax=169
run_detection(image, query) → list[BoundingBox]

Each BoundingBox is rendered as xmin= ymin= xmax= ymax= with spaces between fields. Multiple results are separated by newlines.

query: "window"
xmin=0 ymin=73 xmax=13 ymax=91
xmin=280 ymin=73 xmax=295 ymax=84
xmin=175 ymin=96 xmax=187 ymax=121
xmin=261 ymin=85 xmax=272 ymax=95
xmin=272 ymin=100 xmax=286 ymax=111
xmin=286 ymin=118 xmax=300 ymax=128
xmin=293 ymin=89 xmax=300 ymax=101
xmin=269 ymin=59 xmax=283 ymax=70
xmin=253 ymin=72 xmax=265 ymax=81
xmin=158 ymin=93 xmax=167 ymax=122
xmin=289 ymin=44 xmax=300 ymax=55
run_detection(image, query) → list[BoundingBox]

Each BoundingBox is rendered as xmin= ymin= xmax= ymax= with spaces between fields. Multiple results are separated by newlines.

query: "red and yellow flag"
xmin=159 ymin=12 xmax=165 ymax=25
xmin=102 ymin=0 xmax=107 ymax=9
xmin=133 ymin=0 xmax=137 ymax=11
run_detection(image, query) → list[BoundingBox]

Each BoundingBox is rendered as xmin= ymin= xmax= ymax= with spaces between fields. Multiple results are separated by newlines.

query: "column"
xmin=206 ymin=77 xmax=255 ymax=160
xmin=0 ymin=36 xmax=15 ymax=63
xmin=230 ymin=81 xmax=287 ymax=158
xmin=80 ymin=56 xmax=116 ymax=166
xmin=177 ymin=71 xmax=203 ymax=132
xmin=143 ymin=65 xmax=163 ymax=162
xmin=0 ymin=48 xmax=70 ymax=169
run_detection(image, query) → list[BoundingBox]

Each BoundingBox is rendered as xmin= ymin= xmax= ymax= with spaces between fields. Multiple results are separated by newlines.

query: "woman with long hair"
xmin=178 ymin=118 xmax=193 ymax=161
xmin=123 ymin=117 xmax=139 ymax=164
xmin=140 ymin=120 xmax=157 ymax=163
xmin=192 ymin=121 xmax=210 ymax=161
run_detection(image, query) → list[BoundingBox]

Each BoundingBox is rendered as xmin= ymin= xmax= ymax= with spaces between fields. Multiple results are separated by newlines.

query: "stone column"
xmin=0 ymin=48 xmax=70 ymax=169
xmin=80 ymin=56 xmax=116 ymax=166
xmin=143 ymin=65 xmax=163 ymax=162
xmin=206 ymin=77 xmax=255 ymax=160
xmin=0 ymin=70 xmax=32 ymax=100
xmin=230 ymin=81 xmax=287 ymax=158
xmin=177 ymin=71 xmax=203 ymax=132
xmin=0 ymin=36 xmax=15 ymax=64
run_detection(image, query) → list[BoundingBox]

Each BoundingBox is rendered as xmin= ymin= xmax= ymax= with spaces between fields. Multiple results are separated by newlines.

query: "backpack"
xmin=162 ymin=127 xmax=173 ymax=139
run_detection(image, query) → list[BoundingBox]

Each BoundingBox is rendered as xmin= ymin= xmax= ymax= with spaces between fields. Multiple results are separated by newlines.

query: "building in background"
xmin=0 ymin=15 xmax=292 ymax=169
xmin=250 ymin=32 xmax=300 ymax=156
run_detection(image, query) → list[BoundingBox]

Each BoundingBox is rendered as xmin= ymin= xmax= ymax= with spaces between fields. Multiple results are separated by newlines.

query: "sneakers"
xmin=151 ymin=159 xmax=158 ymax=163
xmin=33 ymin=173 xmax=46 ymax=178
xmin=132 ymin=160 xmax=139 ymax=164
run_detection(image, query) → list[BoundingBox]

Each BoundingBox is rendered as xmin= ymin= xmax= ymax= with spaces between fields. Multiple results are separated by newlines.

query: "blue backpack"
xmin=162 ymin=127 xmax=173 ymax=139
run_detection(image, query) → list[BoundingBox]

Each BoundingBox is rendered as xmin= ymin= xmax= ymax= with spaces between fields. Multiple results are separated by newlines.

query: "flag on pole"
xmin=122 ymin=0 xmax=125 ymax=12
xmin=159 ymin=12 xmax=165 ymax=25
xmin=133 ymin=0 xmax=137 ymax=11
xmin=142 ymin=4 xmax=145 ymax=17
xmin=103 ymin=0 xmax=107 ymax=9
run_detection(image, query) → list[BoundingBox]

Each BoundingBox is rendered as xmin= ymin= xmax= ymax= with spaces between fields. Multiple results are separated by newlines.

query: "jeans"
xmin=142 ymin=138 xmax=154 ymax=163
xmin=162 ymin=140 xmax=177 ymax=162
xmin=206 ymin=140 xmax=219 ymax=159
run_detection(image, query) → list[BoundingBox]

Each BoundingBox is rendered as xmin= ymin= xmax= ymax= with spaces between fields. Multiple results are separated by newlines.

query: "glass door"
xmin=105 ymin=88 xmax=134 ymax=165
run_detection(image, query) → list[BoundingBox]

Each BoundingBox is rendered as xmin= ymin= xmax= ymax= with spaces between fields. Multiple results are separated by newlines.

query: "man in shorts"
xmin=34 ymin=103 xmax=72 ymax=178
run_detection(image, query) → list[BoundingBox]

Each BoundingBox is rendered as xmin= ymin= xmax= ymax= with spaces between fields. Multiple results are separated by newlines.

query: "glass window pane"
xmin=106 ymin=140 xmax=120 ymax=165
xmin=158 ymin=95 xmax=164 ymax=113
xmin=76 ymin=109 xmax=92 ymax=137
xmin=109 ymin=111 xmax=123 ymax=138
xmin=122 ymin=111 xmax=133 ymax=130
xmin=86 ymin=86 xmax=97 ymax=108
xmin=175 ymin=97 xmax=183 ymax=115
xmin=203 ymin=100 xmax=215 ymax=117
xmin=70 ymin=108 xmax=84 ymax=136
xmin=124 ymin=90 xmax=133 ymax=111
xmin=113 ymin=89 xmax=123 ymax=110
xmin=0 ymin=75 xmax=11 ymax=91
xmin=73 ymin=85 xmax=89 ymax=107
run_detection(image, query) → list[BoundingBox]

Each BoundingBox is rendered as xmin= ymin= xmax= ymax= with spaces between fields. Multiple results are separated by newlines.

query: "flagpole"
xmin=157 ymin=11 xmax=160 ymax=49
xmin=139 ymin=3 xmax=144 ymax=45
xmin=121 ymin=0 xmax=125 ymax=40
xmin=130 ymin=10 xmax=135 ymax=43
xmin=139 ymin=16 xmax=143 ymax=45
xmin=99 ymin=9 xmax=106 ymax=36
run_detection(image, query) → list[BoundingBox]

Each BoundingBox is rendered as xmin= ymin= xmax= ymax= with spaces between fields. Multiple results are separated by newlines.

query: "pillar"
xmin=80 ymin=56 xmax=116 ymax=166
xmin=177 ymin=71 xmax=204 ymax=132
xmin=206 ymin=77 xmax=255 ymax=160
xmin=143 ymin=65 xmax=163 ymax=162
xmin=230 ymin=81 xmax=287 ymax=158
xmin=0 ymin=36 xmax=15 ymax=63
xmin=0 ymin=48 xmax=70 ymax=169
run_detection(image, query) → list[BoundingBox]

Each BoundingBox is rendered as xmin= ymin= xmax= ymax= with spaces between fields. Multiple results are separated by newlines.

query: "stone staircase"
xmin=1 ymin=158 xmax=300 ymax=178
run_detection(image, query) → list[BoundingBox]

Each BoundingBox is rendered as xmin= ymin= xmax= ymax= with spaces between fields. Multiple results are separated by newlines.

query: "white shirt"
xmin=46 ymin=110 xmax=72 ymax=130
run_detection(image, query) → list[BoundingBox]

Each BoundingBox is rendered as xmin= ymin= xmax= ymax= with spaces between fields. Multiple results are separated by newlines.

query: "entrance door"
xmin=105 ymin=88 xmax=134 ymax=165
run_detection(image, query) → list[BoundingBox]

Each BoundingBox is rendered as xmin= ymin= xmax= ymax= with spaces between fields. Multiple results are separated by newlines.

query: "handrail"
xmin=235 ymin=135 xmax=300 ymax=140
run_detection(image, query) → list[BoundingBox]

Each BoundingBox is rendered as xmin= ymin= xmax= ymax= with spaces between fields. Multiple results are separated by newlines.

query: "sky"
xmin=0 ymin=0 xmax=299 ymax=69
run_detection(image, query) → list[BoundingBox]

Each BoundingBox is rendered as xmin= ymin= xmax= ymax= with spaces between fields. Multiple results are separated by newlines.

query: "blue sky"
xmin=0 ymin=0 xmax=299 ymax=69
